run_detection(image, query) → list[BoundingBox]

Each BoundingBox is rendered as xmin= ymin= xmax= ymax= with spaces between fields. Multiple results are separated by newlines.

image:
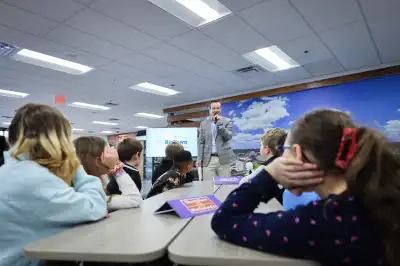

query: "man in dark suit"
xmin=197 ymin=100 xmax=235 ymax=181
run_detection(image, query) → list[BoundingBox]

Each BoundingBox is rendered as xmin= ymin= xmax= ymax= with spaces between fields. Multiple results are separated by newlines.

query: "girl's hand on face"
xmin=265 ymin=157 xmax=324 ymax=189
xmin=100 ymin=146 xmax=120 ymax=169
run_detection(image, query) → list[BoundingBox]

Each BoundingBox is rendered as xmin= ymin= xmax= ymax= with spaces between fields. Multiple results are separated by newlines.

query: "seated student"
xmin=107 ymin=138 xmax=143 ymax=194
xmin=74 ymin=136 xmax=143 ymax=211
xmin=152 ymin=141 xmax=195 ymax=184
xmin=211 ymin=109 xmax=400 ymax=266
xmin=0 ymin=135 xmax=9 ymax=166
xmin=0 ymin=103 xmax=107 ymax=266
xmin=147 ymin=150 xmax=193 ymax=198
xmin=239 ymin=128 xmax=287 ymax=203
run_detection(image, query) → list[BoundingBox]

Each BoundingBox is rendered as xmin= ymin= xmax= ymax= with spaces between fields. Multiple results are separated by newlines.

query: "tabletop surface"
xmin=24 ymin=181 xmax=218 ymax=263
xmin=169 ymin=184 xmax=319 ymax=266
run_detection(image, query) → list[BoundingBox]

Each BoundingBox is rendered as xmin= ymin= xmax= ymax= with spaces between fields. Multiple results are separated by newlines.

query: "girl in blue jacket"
xmin=0 ymin=103 xmax=108 ymax=266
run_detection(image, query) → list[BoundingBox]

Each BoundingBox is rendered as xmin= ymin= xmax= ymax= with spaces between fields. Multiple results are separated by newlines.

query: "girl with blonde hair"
xmin=0 ymin=103 xmax=107 ymax=266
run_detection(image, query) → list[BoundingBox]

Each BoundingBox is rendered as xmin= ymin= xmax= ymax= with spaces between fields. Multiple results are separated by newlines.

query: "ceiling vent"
xmin=110 ymin=127 xmax=120 ymax=130
xmin=0 ymin=42 xmax=19 ymax=57
xmin=2 ymin=116 xmax=13 ymax=119
xmin=104 ymin=102 xmax=119 ymax=107
xmin=232 ymin=65 xmax=266 ymax=78
xmin=88 ymin=131 xmax=94 ymax=134
xmin=108 ymin=118 xmax=120 ymax=121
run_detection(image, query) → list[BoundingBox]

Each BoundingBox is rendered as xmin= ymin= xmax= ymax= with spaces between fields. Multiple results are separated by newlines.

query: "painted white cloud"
xmin=233 ymin=97 xmax=289 ymax=131
xmin=228 ymin=110 xmax=236 ymax=117
xmin=237 ymin=100 xmax=248 ymax=107
xmin=384 ymin=120 xmax=400 ymax=138
xmin=288 ymin=120 xmax=294 ymax=125
xmin=232 ymin=132 xmax=263 ymax=147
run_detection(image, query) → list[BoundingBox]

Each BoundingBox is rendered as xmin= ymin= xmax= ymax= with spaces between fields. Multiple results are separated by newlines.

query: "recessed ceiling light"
xmin=148 ymin=0 xmax=231 ymax=27
xmin=12 ymin=49 xmax=93 ymax=75
xmin=100 ymin=130 xmax=113 ymax=134
xmin=72 ymin=128 xmax=84 ymax=131
xmin=130 ymin=82 xmax=180 ymax=96
xmin=243 ymin=45 xmax=300 ymax=72
xmin=2 ymin=122 xmax=11 ymax=126
xmin=135 ymin=113 xmax=163 ymax=119
xmin=69 ymin=102 xmax=110 ymax=111
xmin=0 ymin=89 xmax=29 ymax=98
xmin=135 ymin=126 xmax=148 ymax=129
xmin=92 ymin=121 xmax=118 ymax=126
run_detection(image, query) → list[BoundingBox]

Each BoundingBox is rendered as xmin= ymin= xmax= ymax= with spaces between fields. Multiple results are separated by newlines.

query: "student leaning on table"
xmin=0 ymin=103 xmax=107 ymax=266
xmin=212 ymin=109 xmax=400 ymax=266
xmin=74 ymin=136 xmax=143 ymax=211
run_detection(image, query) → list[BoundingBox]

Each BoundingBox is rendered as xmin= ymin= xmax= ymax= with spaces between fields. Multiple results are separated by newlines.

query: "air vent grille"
xmin=0 ymin=42 xmax=18 ymax=57
xmin=2 ymin=116 xmax=13 ymax=119
xmin=110 ymin=127 xmax=120 ymax=130
xmin=108 ymin=118 xmax=120 ymax=121
xmin=88 ymin=131 xmax=94 ymax=134
xmin=232 ymin=65 xmax=266 ymax=78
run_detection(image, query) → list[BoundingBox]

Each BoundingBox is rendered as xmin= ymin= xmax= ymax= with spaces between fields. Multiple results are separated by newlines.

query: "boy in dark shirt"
xmin=147 ymin=150 xmax=193 ymax=198
xmin=107 ymin=138 xmax=143 ymax=193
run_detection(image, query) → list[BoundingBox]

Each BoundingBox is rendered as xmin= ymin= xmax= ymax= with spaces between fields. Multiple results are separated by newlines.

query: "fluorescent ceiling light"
xmin=92 ymin=121 xmax=118 ymax=126
xmin=72 ymin=128 xmax=84 ymax=131
xmin=12 ymin=49 xmax=93 ymax=75
xmin=2 ymin=122 xmax=11 ymax=126
xmin=135 ymin=126 xmax=148 ymax=129
xmin=0 ymin=89 xmax=29 ymax=98
xmin=69 ymin=102 xmax=110 ymax=111
xmin=130 ymin=82 xmax=180 ymax=96
xmin=135 ymin=113 xmax=163 ymax=119
xmin=148 ymin=0 xmax=231 ymax=27
xmin=243 ymin=45 xmax=300 ymax=72
xmin=100 ymin=130 xmax=113 ymax=134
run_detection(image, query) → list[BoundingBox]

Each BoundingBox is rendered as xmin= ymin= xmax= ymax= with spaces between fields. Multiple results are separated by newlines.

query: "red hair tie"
xmin=335 ymin=128 xmax=358 ymax=169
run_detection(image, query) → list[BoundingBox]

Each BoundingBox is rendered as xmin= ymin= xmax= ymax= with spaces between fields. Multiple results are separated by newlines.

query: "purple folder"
xmin=213 ymin=176 xmax=243 ymax=185
xmin=154 ymin=194 xmax=222 ymax=219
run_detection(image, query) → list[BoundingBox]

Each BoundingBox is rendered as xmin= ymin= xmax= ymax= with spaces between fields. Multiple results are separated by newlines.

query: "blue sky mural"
xmin=222 ymin=74 xmax=400 ymax=150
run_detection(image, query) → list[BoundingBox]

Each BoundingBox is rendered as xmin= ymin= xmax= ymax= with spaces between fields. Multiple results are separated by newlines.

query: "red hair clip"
xmin=335 ymin=128 xmax=358 ymax=169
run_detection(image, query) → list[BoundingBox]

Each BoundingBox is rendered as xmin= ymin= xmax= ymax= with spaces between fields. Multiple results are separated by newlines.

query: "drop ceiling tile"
xmin=291 ymin=0 xmax=362 ymax=32
xmin=240 ymin=71 xmax=281 ymax=86
xmin=367 ymin=14 xmax=400 ymax=63
xmin=99 ymin=62 xmax=157 ymax=82
xmin=238 ymin=0 xmax=312 ymax=44
xmin=168 ymin=30 xmax=250 ymax=70
xmin=73 ymin=0 xmax=96 ymax=5
xmin=359 ymin=0 xmax=400 ymax=19
xmin=0 ymin=2 xmax=58 ymax=36
xmin=200 ymin=15 xmax=271 ymax=54
xmin=303 ymin=57 xmax=344 ymax=77
xmin=45 ymin=25 xmax=133 ymax=61
xmin=65 ymin=8 xmax=160 ymax=50
xmin=90 ymin=0 xmax=191 ymax=40
xmin=218 ymin=0 xmax=266 ymax=12
xmin=319 ymin=20 xmax=380 ymax=70
xmin=4 ymin=0 xmax=84 ymax=22
xmin=279 ymin=34 xmax=333 ymax=65
xmin=274 ymin=67 xmax=312 ymax=83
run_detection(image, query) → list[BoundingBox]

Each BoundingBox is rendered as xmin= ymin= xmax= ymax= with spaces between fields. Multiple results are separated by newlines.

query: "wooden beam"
xmin=167 ymin=110 xmax=208 ymax=122
xmin=169 ymin=121 xmax=201 ymax=128
xmin=163 ymin=66 xmax=400 ymax=113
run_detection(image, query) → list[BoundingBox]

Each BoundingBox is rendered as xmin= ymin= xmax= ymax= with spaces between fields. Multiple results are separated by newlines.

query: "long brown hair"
xmin=73 ymin=136 xmax=107 ymax=178
xmin=290 ymin=109 xmax=400 ymax=265
xmin=8 ymin=103 xmax=80 ymax=185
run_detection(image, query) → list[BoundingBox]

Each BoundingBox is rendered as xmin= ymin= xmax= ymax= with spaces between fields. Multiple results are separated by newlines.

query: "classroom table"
xmin=24 ymin=181 xmax=219 ymax=263
xmin=168 ymin=184 xmax=319 ymax=266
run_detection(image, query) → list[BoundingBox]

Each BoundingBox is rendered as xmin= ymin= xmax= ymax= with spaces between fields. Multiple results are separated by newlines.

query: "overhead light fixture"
xmin=135 ymin=113 xmax=163 ymax=119
xmin=130 ymin=82 xmax=180 ymax=96
xmin=12 ymin=49 xmax=94 ymax=75
xmin=92 ymin=121 xmax=118 ymax=126
xmin=2 ymin=122 xmax=11 ymax=126
xmin=135 ymin=126 xmax=148 ymax=129
xmin=100 ymin=130 xmax=113 ymax=134
xmin=243 ymin=45 xmax=300 ymax=72
xmin=147 ymin=0 xmax=231 ymax=27
xmin=72 ymin=128 xmax=84 ymax=131
xmin=69 ymin=102 xmax=110 ymax=111
xmin=0 ymin=89 xmax=29 ymax=98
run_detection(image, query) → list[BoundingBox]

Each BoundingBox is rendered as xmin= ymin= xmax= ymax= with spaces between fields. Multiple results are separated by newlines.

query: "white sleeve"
xmin=239 ymin=167 xmax=264 ymax=186
xmin=107 ymin=170 xmax=143 ymax=211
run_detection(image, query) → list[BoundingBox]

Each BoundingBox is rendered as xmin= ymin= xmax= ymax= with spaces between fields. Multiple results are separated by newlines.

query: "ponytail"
xmin=346 ymin=127 xmax=400 ymax=266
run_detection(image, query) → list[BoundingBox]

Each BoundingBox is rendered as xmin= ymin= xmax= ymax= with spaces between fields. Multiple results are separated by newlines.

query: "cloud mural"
xmin=222 ymin=74 xmax=400 ymax=150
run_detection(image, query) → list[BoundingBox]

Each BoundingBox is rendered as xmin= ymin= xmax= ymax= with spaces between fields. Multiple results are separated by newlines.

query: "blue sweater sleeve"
xmin=211 ymin=168 xmax=331 ymax=260
xmin=33 ymin=166 xmax=108 ymax=225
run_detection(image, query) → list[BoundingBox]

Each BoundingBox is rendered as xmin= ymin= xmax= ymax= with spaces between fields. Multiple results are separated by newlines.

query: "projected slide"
xmin=146 ymin=127 xmax=198 ymax=157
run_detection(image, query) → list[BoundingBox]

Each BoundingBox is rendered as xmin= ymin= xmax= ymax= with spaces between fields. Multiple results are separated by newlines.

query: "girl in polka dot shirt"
xmin=211 ymin=109 xmax=400 ymax=266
